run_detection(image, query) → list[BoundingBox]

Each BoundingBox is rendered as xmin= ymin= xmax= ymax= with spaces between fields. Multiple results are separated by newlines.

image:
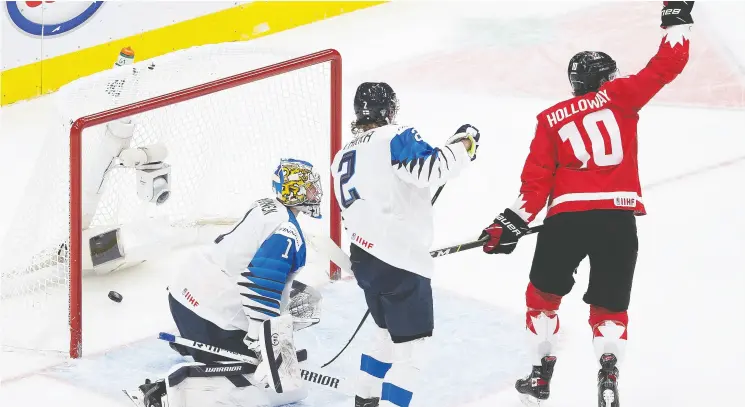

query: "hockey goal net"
xmin=0 ymin=46 xmax=342 ymax=360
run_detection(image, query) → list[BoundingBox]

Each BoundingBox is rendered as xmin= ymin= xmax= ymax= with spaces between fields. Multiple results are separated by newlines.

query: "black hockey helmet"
xmin=567 ymin=51 xmax=618 ymax=96
xmin=353 ymin=82 xmax=399 ymax=130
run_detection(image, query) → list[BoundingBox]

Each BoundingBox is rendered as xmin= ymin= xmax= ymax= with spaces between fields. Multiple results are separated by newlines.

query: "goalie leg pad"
xmin=255 ymin=314 xmax=302 ymax=394
xmin=163 ymin=362 xmax=271 ymax=407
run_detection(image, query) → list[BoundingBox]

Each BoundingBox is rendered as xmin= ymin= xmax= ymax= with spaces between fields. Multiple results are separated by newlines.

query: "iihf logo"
xmin=6 ymin=1 xmax=103 ymax=37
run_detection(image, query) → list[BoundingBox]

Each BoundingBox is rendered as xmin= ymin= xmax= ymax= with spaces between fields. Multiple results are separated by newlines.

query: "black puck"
xmin=108 ymin=291 xmax=123 ymax=303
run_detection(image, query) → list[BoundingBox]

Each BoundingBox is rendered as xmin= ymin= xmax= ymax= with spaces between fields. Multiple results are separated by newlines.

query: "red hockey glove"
xmin=661 ymin=1 xmax=694 ymax=28
xmin=480 ymin=208 xmax=529 ymax=255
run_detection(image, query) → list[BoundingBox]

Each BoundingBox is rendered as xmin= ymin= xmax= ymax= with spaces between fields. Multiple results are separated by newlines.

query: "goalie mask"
xmin=273 ymin=158 xmax=323 ymax=219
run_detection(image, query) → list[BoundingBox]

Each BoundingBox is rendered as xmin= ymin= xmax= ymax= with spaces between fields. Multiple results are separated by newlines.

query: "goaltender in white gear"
xmin=128 ymin=158 xmax=324 ymax=407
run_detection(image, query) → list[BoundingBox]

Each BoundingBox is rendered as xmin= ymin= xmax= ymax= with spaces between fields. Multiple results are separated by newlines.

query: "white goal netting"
xmin=0 ymin=44 xmax=339 ymax=356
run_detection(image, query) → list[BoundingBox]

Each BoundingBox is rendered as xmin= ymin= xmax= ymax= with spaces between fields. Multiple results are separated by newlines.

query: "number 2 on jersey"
xmin=558 ymin=108 xmax=623 ymax=168
xmin=337 ymin=150 xmax=360 ymax=208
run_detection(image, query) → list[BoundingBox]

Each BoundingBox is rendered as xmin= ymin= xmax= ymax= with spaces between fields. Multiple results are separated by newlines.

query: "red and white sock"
xmin=589 ymin=305 xmax=628 ymax=367
xmin=525 ymin=283 xmax=562 ymax=365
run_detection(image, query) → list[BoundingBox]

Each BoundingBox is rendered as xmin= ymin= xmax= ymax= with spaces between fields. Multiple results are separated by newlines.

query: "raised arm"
xmin=390 ymin=125 xmax=479 ymax=188
xmin=607 ymin=2 xmax=693 ymax=111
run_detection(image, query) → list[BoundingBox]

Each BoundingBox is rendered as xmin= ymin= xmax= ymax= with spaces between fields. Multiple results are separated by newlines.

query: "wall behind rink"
xmin=0 ymin=1 xmax=385 ymax=106
xmin=369 ymin=2 xmax=745 ymax=110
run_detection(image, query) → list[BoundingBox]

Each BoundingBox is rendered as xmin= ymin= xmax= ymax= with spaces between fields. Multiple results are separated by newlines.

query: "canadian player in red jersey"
xmin=479 ymin=2 xmax=694 ymax=407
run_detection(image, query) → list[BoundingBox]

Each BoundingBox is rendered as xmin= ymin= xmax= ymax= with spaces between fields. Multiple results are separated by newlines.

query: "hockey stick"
xmin=430 ymin=225 xmax=544 ymax=258
xmin=157 ymin=332 xmax=353 ymax=396
xmin=320 ymin=184 xmax=448 ymax=368
xmin=321 ymin=309 xmax=369 ymax=368
xmin=431 ymin=184 xmax=446 ymax=205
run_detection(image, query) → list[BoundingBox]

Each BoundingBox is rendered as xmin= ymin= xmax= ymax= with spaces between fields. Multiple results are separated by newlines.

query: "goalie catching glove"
xmin=480 ymin=208 xmax=529 ymax=254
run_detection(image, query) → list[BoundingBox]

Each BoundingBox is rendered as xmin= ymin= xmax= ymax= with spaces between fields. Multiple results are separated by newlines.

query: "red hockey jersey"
xmin=511 ymin=26 xmax=691 ymax=223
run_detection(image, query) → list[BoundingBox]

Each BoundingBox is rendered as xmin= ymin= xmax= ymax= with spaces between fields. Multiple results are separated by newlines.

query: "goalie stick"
xmin=157 ymin=332 xmax=353 ymax=396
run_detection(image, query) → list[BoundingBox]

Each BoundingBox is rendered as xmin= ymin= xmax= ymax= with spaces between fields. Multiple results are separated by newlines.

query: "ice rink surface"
xmin=1 ymin=2 xmax=744 ymax=407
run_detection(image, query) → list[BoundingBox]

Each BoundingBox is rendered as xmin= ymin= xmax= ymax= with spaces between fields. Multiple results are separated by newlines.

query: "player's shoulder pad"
xmin=274 ymin=221 xmax=303 ymax=250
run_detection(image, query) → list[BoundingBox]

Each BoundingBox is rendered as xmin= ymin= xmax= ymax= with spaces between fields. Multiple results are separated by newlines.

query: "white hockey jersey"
xmin=331 ymin=124 xmax=472 ymax=277
xmin=168 ymin=197 xmax=306 ymax=332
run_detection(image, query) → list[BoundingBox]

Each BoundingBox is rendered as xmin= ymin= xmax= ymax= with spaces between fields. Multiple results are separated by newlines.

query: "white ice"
xmin=2 ymin=2 xmax=744 ymax=407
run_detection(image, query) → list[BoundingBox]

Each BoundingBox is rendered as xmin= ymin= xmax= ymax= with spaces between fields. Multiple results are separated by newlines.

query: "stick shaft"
xmin=430 ymin=225 xmax=544 ymax=258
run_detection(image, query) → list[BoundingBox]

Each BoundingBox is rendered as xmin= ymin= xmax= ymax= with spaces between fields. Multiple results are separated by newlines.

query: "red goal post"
xmin=68 ymin=49 xmax=343 ymax=358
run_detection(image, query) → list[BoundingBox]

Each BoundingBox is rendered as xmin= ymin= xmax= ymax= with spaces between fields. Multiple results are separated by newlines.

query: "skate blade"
xmin=519 ymin=393 xmax=548 ymax=407
xmin=122 ymin=389 xmax=146 ymax=407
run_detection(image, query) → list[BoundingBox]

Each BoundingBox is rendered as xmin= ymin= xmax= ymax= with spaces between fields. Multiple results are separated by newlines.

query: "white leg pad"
xmin=255 ymin=314 xmax=302 ymax=394
xmin=163 ymin=362 xmax=307 ymax=407
xmin=164 ymin=362 xmax=270 ymax=407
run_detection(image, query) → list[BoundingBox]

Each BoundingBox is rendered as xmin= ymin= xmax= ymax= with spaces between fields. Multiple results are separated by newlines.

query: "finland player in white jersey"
xmin=133 ymin=158 xmax=324 ymax=407
xmin=331 ymin=82 xmax=480 ymax=407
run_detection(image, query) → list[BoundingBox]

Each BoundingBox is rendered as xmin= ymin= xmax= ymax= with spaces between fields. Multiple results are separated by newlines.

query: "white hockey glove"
xmin=446 ymin=124 xmax=481 ymax=160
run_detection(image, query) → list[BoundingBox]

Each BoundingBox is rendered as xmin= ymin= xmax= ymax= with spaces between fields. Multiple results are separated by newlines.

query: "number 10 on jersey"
xmin=337 ymin=151 xmax=360 ymax=208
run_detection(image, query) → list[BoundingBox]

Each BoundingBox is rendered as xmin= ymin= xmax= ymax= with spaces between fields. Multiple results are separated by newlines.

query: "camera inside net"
xmin=136 ymin=162 xmax=171 ymax=205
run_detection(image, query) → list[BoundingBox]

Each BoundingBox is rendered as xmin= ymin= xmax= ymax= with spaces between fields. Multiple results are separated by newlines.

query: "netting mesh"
xmin=0 ymin=44 xmax=336 ymax=353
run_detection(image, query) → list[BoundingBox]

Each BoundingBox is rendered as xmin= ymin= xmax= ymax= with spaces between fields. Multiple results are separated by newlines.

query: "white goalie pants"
xmin=164 ymin=361 xmax=308 ymax=407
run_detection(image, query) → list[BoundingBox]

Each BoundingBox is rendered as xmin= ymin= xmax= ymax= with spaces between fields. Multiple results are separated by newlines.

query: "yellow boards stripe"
xmin=1 ymin=1 xmax=386 ymax=106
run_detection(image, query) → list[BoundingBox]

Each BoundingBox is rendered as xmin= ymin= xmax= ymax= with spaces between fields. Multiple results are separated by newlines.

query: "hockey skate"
xmin=355 ymin=395 xmax=380 ymax=407
xmin=597 ymin=353 xmax=620 ymax=407
xmin=515 ymin=355 xmax=557 ymax=406
xmin=123 ymin=378 xmax=167 ymax=407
